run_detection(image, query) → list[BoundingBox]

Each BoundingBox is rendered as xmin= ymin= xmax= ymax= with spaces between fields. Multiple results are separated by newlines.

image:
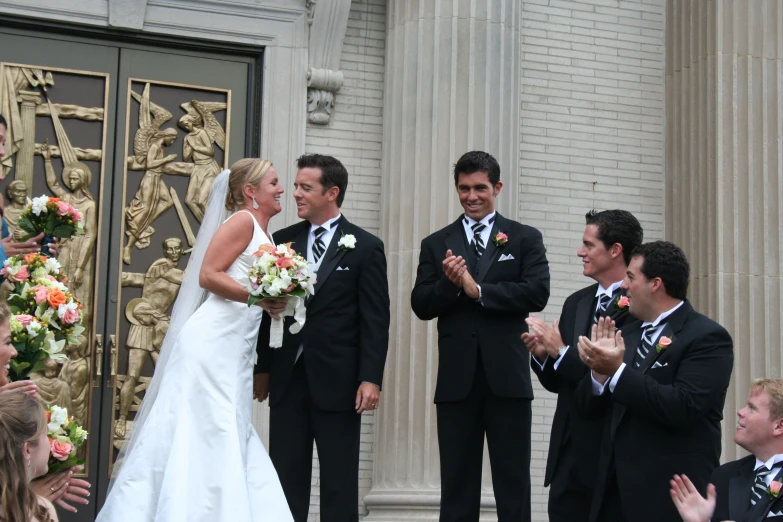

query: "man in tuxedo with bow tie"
xmin=254 ymin=154 xmax=390 ymax=522
xmin=671 ymin=379 xmax=783 ymax=522
xmin=575 ymin=241 xmax=734 ymax=522
xmin=411 ymin=151 xmax=550 ymax=521
xmin=522 ymin=209 xmax=643 ymax=522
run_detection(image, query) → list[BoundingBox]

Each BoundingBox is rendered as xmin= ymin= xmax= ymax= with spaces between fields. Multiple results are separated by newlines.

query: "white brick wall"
xmin=302 ymin=0 xmax=386 ymax=519
xmin=518 ymin=1 xmax=665 ymax=520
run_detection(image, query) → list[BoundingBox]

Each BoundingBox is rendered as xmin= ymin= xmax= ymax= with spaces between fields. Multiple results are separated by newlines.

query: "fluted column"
xmin=364 ymin=1 xmax=520 ymax=519
xmin=15 ymin=90 xmax=41 ymax=197
xmin=666 ymin=0 xmax=783 ymax=461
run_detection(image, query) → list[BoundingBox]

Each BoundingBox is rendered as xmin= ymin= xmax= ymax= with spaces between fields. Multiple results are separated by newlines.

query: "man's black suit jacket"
xmin=411 ymin=213 xmax=550 ymax=403
xmin=532 ymin=284 xmax=631 ymax=487
xmin=256 ymin=217 xmax=390 ymax=412
xmin=575 ymin=300 xmax=734 ymax=522
xmin=712 ymin=455 xmax=783 ymax=522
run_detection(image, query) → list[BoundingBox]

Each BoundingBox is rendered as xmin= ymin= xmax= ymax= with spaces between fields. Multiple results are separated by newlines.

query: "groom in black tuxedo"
xmin=254 ymin=154 xmax=390 ymax=522
xmin=522 ymin=209 xmax=643 ymax=522
xmin=670 ymin=379 xmax=783 ymax=522
xmin=576 ymin=241 xmax=734 ymax=522
xmin=411 ymin=151 xmax=550 ymax=522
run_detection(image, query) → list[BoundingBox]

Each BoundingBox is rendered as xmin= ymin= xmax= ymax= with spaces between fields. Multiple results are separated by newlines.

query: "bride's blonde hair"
xmin=224 ymin=158 xmax=273 ymax=211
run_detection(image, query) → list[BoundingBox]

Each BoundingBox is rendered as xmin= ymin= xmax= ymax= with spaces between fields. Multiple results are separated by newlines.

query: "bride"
xmin=97 ymin=159 xmax=294 ymax=521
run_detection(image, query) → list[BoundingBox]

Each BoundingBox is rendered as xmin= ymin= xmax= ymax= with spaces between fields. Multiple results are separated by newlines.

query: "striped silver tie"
xmin=751 ymin=465 xmax=772 ymax=506
xmin=312 ymin=226 xmax=327 ymax=263
xmin=593 ymin=293 xmax=613 ymax=325
xmin=633 ymin=323 xmax=658 ymax=368
xmin=472 ymin=222 xmax=486 ymax=258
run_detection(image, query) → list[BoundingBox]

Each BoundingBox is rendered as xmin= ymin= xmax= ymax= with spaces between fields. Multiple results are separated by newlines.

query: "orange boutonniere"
xmin=655 ymin=336 xmax=672 ymax=353
xmin=492 ymin=232 xmax=508 ymax=247
xmin=614 ymin=295 xmax=630 ymax=311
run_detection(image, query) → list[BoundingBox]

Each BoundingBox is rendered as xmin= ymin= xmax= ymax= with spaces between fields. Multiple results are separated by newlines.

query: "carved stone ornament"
xmin=306 ymin=0 xmax=351 ymax=125
xmin=307 ymin=67 xmax=344 ymax=125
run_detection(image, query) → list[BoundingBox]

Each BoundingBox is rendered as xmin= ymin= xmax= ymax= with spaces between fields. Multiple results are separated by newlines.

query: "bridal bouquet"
xmin=45 ymin=404 xmax=88 ymax=475
xmin=246 ymin=243 xmax=316 ymax=347
xmin=18 ymin=195 xmax=84 ymax=255
xmin=2 ymin=253 xmax=85 ymax=379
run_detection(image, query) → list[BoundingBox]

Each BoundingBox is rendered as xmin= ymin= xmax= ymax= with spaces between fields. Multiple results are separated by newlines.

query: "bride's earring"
xmin=26 ymin=458 xmax=31 ymax=469
xmin=252 ymin=197 xmax=259 ymax=210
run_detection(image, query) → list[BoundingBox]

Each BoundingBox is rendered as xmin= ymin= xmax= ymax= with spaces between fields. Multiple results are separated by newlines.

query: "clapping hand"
xmin=669 ymin=474 xmax=716 ymax=522
xmin=442 ymin=250 xmax=467 ymax=288
xmin=577 ymin=317 xmax=624 ymax=383
xmin=525 ymin=316 xmax=564 ymax=359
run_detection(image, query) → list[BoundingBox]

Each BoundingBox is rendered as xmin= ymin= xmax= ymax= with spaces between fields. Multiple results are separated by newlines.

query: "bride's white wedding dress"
xmin=97 ymin=210 xmax=293 ymax=522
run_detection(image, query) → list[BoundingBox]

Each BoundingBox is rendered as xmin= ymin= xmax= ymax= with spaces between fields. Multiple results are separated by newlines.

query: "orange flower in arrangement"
xmin=47 ymin=288 xmax=68 ymax=308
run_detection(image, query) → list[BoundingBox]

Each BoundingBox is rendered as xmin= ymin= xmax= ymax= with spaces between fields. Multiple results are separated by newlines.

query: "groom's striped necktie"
xmin=751 ymin=464 xmax=775 ymax=506
xmin=633 ymin=321 xmax=666 ymax=368
xmin=593 ymin=292 xmax=614 ymax=325
xmin=312 ymin=226 xmax=327 ymax=263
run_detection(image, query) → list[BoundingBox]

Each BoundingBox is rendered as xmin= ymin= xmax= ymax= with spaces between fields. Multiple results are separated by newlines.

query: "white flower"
xmin=26 ymin=320 xmax=44 ymax=337
xmin=44 ymin=258 xmax=61 ymax=274
xmin=45 ymin=331 xmax=67 ymax=362
xmin=31 ymin=267 xmax=48 ymax=280
xmin=275 ymin=244 xmax=292 ymax=256
xmin=31 ymin=196 xmax=49 ymax=216
xmin=338 ymin=234 xmax=357 ymax=250
xmin=48 ymin=405 xmax=68 ymax=432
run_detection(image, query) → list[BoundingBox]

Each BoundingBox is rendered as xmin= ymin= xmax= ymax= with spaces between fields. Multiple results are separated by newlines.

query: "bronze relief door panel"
xmin=0 ymin=27 xmax=259 ymax=522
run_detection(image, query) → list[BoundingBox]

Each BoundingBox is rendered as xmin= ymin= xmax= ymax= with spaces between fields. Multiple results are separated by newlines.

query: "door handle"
xmin=107 ymin=334 xmax=118 ymax=388
xmin=93 ymin=334 xmax=103 ymax=387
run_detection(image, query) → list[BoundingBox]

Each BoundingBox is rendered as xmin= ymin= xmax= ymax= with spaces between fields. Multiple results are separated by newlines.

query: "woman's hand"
xmin=1 ymin=232 xmax=44 ymax=257
xmin=0 ymin=380 xmax=38 ymax=397
xmin=31 ymin=467 xmax=91 ymax=513
xmin=256 ymin=297 xmax=288 ymax=320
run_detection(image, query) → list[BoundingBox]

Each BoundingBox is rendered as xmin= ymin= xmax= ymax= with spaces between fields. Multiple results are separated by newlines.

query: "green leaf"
xmin=53 ymin=224 xmax=75 ymax=238
xmin=248 ymin=295 xmax=262 ymax=307
xmin=28 ymin=360 xmax=49 ymax=374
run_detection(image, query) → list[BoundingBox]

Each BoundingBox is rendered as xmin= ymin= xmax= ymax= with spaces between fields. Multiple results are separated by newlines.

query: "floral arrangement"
xmin=17 ymin=195 xmax=84 ymax=241
xmin=247 ymin=243 xmax=316 ymax=304
xmin=1 ymin=253 xmax=84 ymax=380
xmin=247 ymin=242 xmax=316 ymax=347
xmin=45 ymin=405 xmax=88 ymax=475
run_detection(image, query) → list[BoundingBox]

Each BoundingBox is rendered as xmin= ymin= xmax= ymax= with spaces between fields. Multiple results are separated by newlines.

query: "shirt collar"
xmin=642 ymin=300 xmax=685 ymax=328
xmin=310 ymin=214 xmax=342 ymax=234
xmin=756 ymin=454 xmax=783 ymax=472
xmin=596 ymin=281 xmax=624 ymax=298
xmin=463 ymin=211 xmax=496 ymax=228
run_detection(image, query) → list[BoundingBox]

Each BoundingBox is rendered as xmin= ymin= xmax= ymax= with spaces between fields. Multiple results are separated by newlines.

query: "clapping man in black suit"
xmin=411 ymin=151 xmax=550 ymax=522
xmin=575 ymin=241 xmax=734 ymax=522
xmin=255 ymin=154 xmax=390 ymax=522
xmin=671 ymin=378 xmax=783 ymax=522
xmin=522 ymin=210 xmax=642 ymax=522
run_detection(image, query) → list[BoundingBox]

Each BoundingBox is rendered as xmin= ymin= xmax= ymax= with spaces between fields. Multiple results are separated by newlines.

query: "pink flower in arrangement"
xmin=69 ymin=207 xmax=83 ymax=222
xmin=34 ymin=286 xmax=49 ymax=304
xmin=14 ymin=266 xmax=30 ymax=281
xmin=15 ymin=314 xmax=34 ymax=326
xmin=276 ymin=257 xmax=295 ymax=269
xmin=59 ymin=306 xmax=80 ymax=325
xmin=56 ymin=201 xmax=71 ymax=216
xmin=49 ymin=438 xmax=74 ymax=461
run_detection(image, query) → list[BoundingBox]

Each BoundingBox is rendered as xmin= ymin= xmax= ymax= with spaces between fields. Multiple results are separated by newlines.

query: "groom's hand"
xmin=356 ymin=382 xmax=380 ymax=413
xmin=253 ymin=373 xmax=270 ymax=402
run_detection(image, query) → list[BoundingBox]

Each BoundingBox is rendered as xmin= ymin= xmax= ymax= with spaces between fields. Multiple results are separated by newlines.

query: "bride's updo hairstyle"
xmin=224 ymin=158 xmax=274 ymax=211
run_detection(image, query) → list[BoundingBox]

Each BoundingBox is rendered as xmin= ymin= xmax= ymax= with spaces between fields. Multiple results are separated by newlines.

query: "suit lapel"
xmin=573 ymin=287 xmax=597 ymax=345
xmin=445 ymin=217 xmax=468 ymax=262
xmin=475 ymin=213 xmax=504 ymax=284
xmin=638 ymin=323 xmax=675 ymax=374
xmin=286 ymin=222 xmax=310 ymax=260
xmin=609 ymin=321 xmax=643 ymax=438
xmin=310 ymin=218 xmax=347 ymax=302
xmin=729 ymin=463 xmax=755 ymax=521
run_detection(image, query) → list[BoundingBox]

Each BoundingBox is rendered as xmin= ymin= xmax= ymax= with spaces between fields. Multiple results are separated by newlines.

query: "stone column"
xmin=364 ymin=1 xmax=520 ymax=519
xmin=15 ymin=90 xmax=41 ymax=197
xmin=666 ymin=0 xmax=783 ymax=461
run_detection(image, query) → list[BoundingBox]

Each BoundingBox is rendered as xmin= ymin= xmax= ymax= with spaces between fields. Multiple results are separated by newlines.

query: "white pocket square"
xmin=652 ymin=361 xmax=668 ymax=369
xmin=498 ymin=253 xmax=515 ymax=262
xmin=768 ymin=511 xmax=783 ymax=517
xmin=336 ymin=266 xmax=349 ymax=271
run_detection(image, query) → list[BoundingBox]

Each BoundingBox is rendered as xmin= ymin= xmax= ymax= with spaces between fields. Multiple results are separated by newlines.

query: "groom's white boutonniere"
xmin=337 ymin=233 xmax=357 ymax=252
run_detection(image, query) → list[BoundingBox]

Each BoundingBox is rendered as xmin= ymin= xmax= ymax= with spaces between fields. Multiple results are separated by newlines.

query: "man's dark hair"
xmin=0 ymin=114 xmax=6 ymax=129
xmin=631 ymin=241 xmax=690 ymax=300
xmin=296 ymin=154 xmax=348 ymax=207
xmin=585 ymin=209 xmax=644 ymax=265
xmin=453 ymin=151 xmax=501 ymax=186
